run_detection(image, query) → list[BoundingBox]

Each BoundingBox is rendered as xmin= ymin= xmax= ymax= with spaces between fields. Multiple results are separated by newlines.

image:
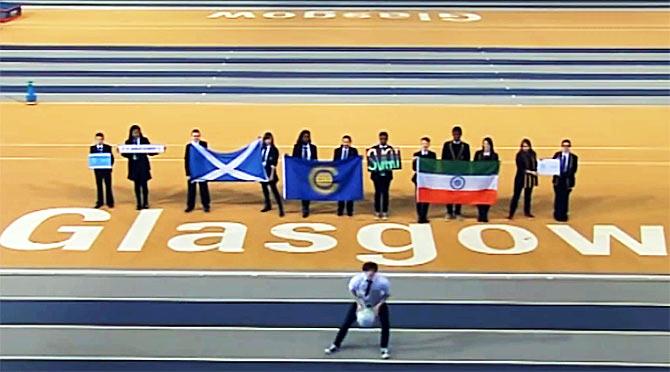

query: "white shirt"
xmin=348 ymin=273 xmax=391 ymax=307
xmin=341 ymin=147 xmax=349 ymax=160
xmin=302 ymin=144 xmax=311 ymax=160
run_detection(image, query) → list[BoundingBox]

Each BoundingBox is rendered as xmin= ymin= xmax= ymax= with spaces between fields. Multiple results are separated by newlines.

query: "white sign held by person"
xmin=118 ymin=144 xmax=166 ymax=154
xmin=537 ymin=158 xmax=560 ymax=176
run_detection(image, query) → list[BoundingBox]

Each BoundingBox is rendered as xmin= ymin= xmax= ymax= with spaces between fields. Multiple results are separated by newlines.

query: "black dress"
xmin=473 ymin=150 xmax=499 ymax=222
xmin=123 ymin=136 xmax=156 ymax=208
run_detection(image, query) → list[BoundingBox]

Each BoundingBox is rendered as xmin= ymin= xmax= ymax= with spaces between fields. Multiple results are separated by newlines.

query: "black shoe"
xmin=107 ymin=204 xmax=114 ymax=208
xmin=302 ymin=211 xmax=309 ymax=218
xmin=185 ymin=207 xmax=194 ymax=213
xmin=279 ymin=210 xmax=285 ymax=217
xmin=524 ymin=213 xmax=535 ymax=218
xmin=143 ymin=204 xmax=149 ymax=209
xmin=347 ymin=212 xmax=354 ymax=217
xmin=261 ymin=207 xmax=271 ymax=213
xmin=204 ymin=207 xmax=210 ymax=213
xmin=337 ymin=211 xmax=344 ymax=216
xmin=136 ymin=205 xmax=142 ymax=210
xmin=94 ymin=203 xmax=103 ymax=209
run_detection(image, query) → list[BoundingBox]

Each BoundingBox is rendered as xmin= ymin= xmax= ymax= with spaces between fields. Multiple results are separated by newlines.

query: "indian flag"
xmin=417 ymin=158 xmax=500 ymax=205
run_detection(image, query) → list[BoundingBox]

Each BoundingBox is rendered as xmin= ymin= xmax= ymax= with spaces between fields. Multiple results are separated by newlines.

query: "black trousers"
xmin=509 ymin=182 xmax=533 ymax=217
xmin=446 ymin=203 xmax=462 ymax=216
xmin=333 ymin=303 xmax=390 ymax=348
xmin=133 ymin=180 xmax=149 ymax=207
xmin=261 ymin=181 xmax=284 ymax=213
xmin=94 ymin=170 xmax=114 ymax=206
xmin=187 ymin=181 xmax=210 ymax=209
xmin=337 ymin=201 xmax=354 ymax=216
xmin=373 ymin=177 xmax=392 ymax=213
xmin=553 ymin=184 xmax=572 ymax=221
xmin=477 ymin=205 xmax=490 ymax=222
xmin=416 ymin=202 xmax=430 ymax=222
xmin=301 ymin=200 xmax=310 ymax=213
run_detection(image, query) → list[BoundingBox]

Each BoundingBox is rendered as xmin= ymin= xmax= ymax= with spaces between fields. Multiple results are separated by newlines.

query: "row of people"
xmin=90 ymin=126 xmax=578 ymax=222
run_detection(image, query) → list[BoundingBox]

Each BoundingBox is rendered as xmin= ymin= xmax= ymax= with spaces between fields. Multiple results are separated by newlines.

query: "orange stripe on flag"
xmin=417 ymin=188 xmax=498 ymax=205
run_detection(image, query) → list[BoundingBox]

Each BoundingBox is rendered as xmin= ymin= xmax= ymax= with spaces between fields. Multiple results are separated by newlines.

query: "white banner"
xmin=118 ymin=144 xmax=165 ymax=154
xmin=537 ymin=158 xmax=560 ymax=176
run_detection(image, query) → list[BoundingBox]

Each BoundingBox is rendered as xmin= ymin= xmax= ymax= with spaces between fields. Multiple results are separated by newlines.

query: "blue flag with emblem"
xmin=189 ymin=139 xmax=268 ymax=182
xmin=283 ymin=155 xmax=363 ymax=201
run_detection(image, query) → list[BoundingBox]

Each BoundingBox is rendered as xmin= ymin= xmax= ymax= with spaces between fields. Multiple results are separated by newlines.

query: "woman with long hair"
xmin=473 ymin=137 xmax=499 ymax=222
xmin=291 ymin=129 xmax=318 ymax=217
xmin=122 ymin=124 xmax=157 ymax=210
xmin=260 ymin=132 xmax=284 ymax=217
xmin=508 ymin=138 xmax=538 ymax=219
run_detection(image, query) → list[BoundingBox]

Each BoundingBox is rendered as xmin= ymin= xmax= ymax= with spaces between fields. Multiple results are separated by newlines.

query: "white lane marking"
xmin=1 ymin=325 xmax=669 ymax=336
xmin=2 ymin=296 xmax=668 ymax=307
xmin=0 ymin=269 xmax=668 ymax=281
xmin=0 ymin=355 xmax=668 ymax=367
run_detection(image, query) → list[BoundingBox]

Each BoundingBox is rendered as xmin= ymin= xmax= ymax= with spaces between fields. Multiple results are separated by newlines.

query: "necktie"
xmin=563 ymin=155 xmax=568 ymax=172
xmin=97 ymin=145 xmax=102 ymax=152
xmin=364 ymin=279 xmax=373 ymax=296
xmin=342 ymin=148 xmax=347 ymax=160
xmin=302 ymin=146 xmax=308 ymax=159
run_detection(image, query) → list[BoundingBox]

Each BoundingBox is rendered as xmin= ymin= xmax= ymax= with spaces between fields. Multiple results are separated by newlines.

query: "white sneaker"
xmin=374 ymin=213 xmax=381 ymax=220
xmin=380 ymin=348 xmax=390 ymax=359
xmin=381 ymin=213 xmax=389 ymax=220
xmin=324 ymin=344 xmax=338 ymax=355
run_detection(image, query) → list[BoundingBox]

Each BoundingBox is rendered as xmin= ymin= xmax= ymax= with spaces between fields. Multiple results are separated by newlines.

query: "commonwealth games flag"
xmin=189 ymin=139 xmax=268 ymax=182
xmin=417 ymin=159 xmax=500 ymax=205
xmin=283 ymin=155 xmax=363 ymax=201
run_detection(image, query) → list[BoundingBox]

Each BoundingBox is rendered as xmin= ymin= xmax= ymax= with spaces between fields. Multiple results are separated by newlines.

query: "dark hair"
xmin=191 ymin=128 xmax=200 ymax=134
xmin=378 ymin=131 xmax=389 ymax=138
xmin=362 ymin=261 xmax=378 ymax=272
xmin=95 ymin=132 xmax=104 ymax=138
xmin=421 ymin=136 xmax=430 ymax=143
xmin=342 ymin=135 xmax=352 ymax=141
xmin=452 ymin=126 xmax=462 ymax=134
xmin=519 ymin=138 xmax=535 ymax=155
xmin=296 ymin=129 xmax=311 ymax=145
xmin=561 ymin=139 xmax=572 ymax=146
xmin=263 ymin=131 xmax=275 ymax=145
xmin=127 ymin=124 xmax=142 ymax=140
xmin=482 ymin=137 xmax=495 ymax=153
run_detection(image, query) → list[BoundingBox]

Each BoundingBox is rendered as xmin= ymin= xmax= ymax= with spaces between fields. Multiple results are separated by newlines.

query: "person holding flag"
xmin=441 ymin=126 xmax=471 ymax=220
xmin=333 ymin=135 xmax=358 ymax=216
xmin=291 ymin=130 xmax=318 ymax=218
xmin=184 ymin=129 xmax=211 ymax=213
xmin=412 ymin=137 xmax=436 ymax=223
xmin=473 ymin=137 xmax=499 ymax=222
xmin=260 ymin=132 xmax=284 ymax=217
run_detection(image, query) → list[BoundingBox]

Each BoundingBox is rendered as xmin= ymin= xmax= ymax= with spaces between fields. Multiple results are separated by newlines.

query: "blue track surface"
xmin=2 ymin=301 xmax=669 ymax=331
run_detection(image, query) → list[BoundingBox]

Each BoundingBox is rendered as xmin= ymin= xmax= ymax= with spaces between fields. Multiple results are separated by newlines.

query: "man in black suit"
xmin=292 ymin=129 xmax=318 ymax=218
xmin=333 ymin=135 xmax=359 ymax=216
xmin=90 ymin=132 xmax=114 ymax=208
xmin=552 ymin=139 xmax=578 ymax=222
xmin=441 ymin=126 xmax=470 ymax=220
xmin=184 ymin=129 xmax=211 ymax=213
xmin=412 ymin=137 xmax=436 ymax=223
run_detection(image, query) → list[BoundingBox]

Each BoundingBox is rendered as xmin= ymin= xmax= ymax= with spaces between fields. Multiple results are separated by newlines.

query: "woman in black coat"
xmin=291 ymin=129 xmax=318 ymax=218
xmin=473 ymin=137 xmax=499 ymax=223
xmin=508 ymin=138 xmax=538 ymax=219
xmin=260 ymin=132 xmax=284 ymax=217
xmin=122 ymin=124 xmax=157 ymax=210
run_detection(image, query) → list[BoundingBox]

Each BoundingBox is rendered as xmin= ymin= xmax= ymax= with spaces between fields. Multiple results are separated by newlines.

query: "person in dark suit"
xmin=292 ymin=129 xmax=318 ymax=218
xmin=412 ymin=137 xmax=436 ymax=223
xmin=260 ymin=131 xmax=284 ymax=217
xmin=552 ymin=139 xmax=578 ymax=222
xmin=122 ymin=124 xmax=157 ymax=210
xmin=333 ymin=135 xmax=359 ymax=216
xmin=184 ymin=128 xmax=211 ymax=213
xmin=473 ymin=137 xmax=499 ymax=223
xmin=369 ymin=131 xmax=395 ymax=220
xmin=441 ymin=126 xmax=470 ymax=220
xmin=90 ymin=132 xmax=114 ymax=208
xmin=508 ymin=138 xmax=538 ymax=219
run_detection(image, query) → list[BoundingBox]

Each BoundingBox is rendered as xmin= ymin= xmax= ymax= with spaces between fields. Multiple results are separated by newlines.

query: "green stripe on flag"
xmin=418 ymin=158 xmax=500 ymax=175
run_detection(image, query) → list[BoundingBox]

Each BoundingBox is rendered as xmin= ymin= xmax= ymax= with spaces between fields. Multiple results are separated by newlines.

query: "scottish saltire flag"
xmin=417 ymin=159 xmax=500 ymax=205
xmin=189 ymin=140 xmax=268 ymax=182
xmin=283 ymin=155 xmax=363 ymax=201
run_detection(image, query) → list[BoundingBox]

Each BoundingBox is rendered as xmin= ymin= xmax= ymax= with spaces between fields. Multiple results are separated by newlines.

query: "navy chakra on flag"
xmin=450 ymin=175 xmax=466 ymax=190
